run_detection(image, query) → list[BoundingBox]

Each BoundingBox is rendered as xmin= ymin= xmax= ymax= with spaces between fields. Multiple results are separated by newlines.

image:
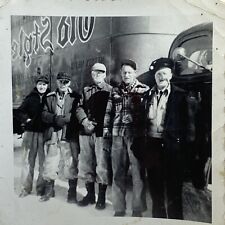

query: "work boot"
xmin=19 ymin=189 xmax=30 ymax=198
xmin=95 ymin=184 xmax=107 ymax=210
xmin=39 ymin=180 xmax=54 ymax=202
xmin=67 ymin=178 xmax=77 ymax=203
xmin=37 ymin=180 xmax=55 ymax=197
xmin=37 ymin=185 xmax=46 ymax=196
xmin=114 ymin=211 xmax=126 ymax=217
xmin=132 ymin=211 xmax=142 ymax=217
xmin=36 ymin=189 xmax=45 ymax=196
xmin=77 ymin=182 xmax=95 ymax=206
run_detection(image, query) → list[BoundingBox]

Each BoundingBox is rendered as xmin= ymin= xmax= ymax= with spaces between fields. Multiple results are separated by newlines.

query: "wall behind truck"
xmin=11 ymin=16 xmax=195 ymax=108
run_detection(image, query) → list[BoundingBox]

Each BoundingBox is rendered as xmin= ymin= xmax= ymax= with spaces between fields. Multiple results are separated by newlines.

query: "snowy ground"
xmin=13 ymin=134 xmax=212 ymax=225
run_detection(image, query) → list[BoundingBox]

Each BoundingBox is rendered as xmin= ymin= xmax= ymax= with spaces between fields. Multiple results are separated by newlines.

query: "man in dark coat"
xmin=16 ymin=75 xmax=50 ymax=197
xmin=132 ymin=58 xmax=191 ymax=219
xmin=40 ymin=72 xmax=81 ymax=202
xmin=76 ymin=63 xmax=112 ymax=210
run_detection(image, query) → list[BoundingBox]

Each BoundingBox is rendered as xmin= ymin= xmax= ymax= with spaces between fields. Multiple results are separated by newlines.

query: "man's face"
xmin=154 ymin=67 xmax=172 ymax=90
xmin=91 ymin=70 xmax=106 ymax=85
xmin=121 ymin=65 xmax=136 ymax=85
xmin=56 ymin=79 xmax=71 ymax=92
xmin=36 ymin=81 xmax=48 ymax=94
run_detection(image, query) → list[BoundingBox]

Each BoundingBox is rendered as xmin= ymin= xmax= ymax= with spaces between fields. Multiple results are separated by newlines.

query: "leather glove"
xmin=25 ymin=118 xmax=32 ymax=123
xmin=54 ymin=115 xmax=67 ymax=128
xmin=103 ymin=129 xmax=112 ymax=138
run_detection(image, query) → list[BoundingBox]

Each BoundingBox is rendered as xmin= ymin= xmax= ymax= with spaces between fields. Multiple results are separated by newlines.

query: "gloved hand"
xmin=22 ymin=118 xmax=32 ymax=130
xmin=82 ymin=118 xmax=97 ymax=135
xmin=122 ymin=114 xmax=133 ymax=124
xmin=103 ymin=129 xmax=112 ymax=138
xmin=25 ymin=118 xmax=32 ymax=123
xmin=54 ymin=115 xmax=67 ymax=128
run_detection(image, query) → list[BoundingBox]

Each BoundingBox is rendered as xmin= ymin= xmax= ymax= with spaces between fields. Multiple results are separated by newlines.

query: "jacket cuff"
xmin=80 ymin=117 xmax=88 ymax=125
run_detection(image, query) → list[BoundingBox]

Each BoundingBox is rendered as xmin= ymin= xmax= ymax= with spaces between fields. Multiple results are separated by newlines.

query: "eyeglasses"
xmin=58 ymin=80 xmax=70 ymax=85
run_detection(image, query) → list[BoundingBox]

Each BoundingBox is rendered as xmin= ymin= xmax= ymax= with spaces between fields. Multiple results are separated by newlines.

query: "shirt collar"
xmin=56 ymin=87 xmax=72 ymax=97
xmin=94 ymin=82 xmax=106 ymax=90
xmin=149 ymin=84 xmax=170 ymax=97
xmin=121 ymin=79 xmax=137 ymax=92
xmin=156 ymin=84 xmax=171 ymax=97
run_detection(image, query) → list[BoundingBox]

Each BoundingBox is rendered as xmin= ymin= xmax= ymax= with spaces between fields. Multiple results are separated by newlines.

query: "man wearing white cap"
xmin=76 ymin=63 xmax=112 ymax=209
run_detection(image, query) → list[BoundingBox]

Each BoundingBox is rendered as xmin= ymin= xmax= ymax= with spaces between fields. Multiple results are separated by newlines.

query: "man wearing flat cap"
xmin=40 ymin=72 xmax=81 ymax=203
xmin=103 ymin=59 xmax=149 ymax=217
xmin=133 ymin=57 xmax=191 ymax=219
xmin=16 ymin=75 xmax=50 ymax=198
xmin=76 ymin=63 xmax=112 ymax=210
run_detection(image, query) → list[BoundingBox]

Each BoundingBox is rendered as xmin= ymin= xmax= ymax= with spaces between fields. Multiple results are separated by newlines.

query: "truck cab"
xmin=169 ymin=22 xmax=212 ymax=189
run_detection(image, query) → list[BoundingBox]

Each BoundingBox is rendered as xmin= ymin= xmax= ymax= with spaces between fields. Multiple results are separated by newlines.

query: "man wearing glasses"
xmin=76 ymin=63 xmax=112 ymax=210
xmin=40 ymin=72 xmax=81 ymax=203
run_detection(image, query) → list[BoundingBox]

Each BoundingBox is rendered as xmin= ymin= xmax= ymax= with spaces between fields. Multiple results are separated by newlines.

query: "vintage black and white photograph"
xmin=11 ymin=15 xmax=213 ymax=223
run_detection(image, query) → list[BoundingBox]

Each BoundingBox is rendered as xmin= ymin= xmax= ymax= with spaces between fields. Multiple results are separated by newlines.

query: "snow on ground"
xmin=13 ymin=139 xmax=153 ymax=225
xmin=13 ymin=134 xmax=211 ymax=225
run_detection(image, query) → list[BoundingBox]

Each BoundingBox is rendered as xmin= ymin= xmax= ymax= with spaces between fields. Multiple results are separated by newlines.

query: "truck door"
xmin=168 ymin=23 xmax=212 ymax=189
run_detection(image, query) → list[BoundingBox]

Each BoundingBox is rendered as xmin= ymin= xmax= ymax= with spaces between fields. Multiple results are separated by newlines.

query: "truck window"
xmin=175 ymin=36 xmax=212 ymax=75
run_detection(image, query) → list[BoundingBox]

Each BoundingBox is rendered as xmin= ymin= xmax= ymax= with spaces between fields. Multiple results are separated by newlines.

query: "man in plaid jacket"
xmin=103 ymin=59 xmax=149 ymax=217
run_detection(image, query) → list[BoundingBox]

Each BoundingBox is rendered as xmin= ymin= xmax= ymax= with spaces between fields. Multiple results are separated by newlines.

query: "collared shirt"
xmin=121 ymin=80 xmax=136 ymax=94
xmin=147 ymin=84 xmax=171 ymax=138
xmin=84 ymin=82 xmax=109 ymax=97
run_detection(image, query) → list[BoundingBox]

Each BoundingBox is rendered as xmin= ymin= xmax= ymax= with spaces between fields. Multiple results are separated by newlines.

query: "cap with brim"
xmin=57 ymin=72 xmax=71 ymax=81
xmin=36 ymin=75 xmax=49 ymax=84
xmin=91 ymin=63 xmax=106 ymax=72
xmin=121 ymin=59 xmax=137 ymax=70
xmin=149 ymin=58 xmax=174 ymax=74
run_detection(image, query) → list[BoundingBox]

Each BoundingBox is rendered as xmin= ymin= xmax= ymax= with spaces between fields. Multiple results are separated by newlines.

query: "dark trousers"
xmin=146 ymin=137 xmax=184 ymax=219
xmin=20 ymin=131 xmax=45 ymax=194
